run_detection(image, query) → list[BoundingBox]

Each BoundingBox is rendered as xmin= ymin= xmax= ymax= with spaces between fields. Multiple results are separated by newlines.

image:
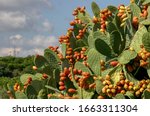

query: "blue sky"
xmin=0 ymin=0 xmax=129 ymax=56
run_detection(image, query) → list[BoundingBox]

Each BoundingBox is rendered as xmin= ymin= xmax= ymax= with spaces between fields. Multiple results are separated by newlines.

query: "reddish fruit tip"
xmin=110 ymin=61 xmax=119 ymax=67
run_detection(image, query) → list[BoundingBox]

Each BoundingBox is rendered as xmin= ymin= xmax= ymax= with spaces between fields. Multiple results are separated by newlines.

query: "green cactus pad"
xmin=130 ymin=26 xmax=147 ymax=53
xmin=87 ymin=48 xmax=101 ymax=75
xmin=91 ymin=2 xmax=100 ymax=17
xmin=142 ymin=32 xmax=150 ymax=52
xmin=15 ymin=91 xmax=27 ymax=99
xmin=95 ymin=38 xmax=112 ymax=57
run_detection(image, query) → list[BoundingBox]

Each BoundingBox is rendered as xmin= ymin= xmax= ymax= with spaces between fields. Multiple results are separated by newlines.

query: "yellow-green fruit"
xmin=106 ymin=88 xmax=111 ymax=93
xmin=133 ymin=86 xmax=140 ymax=91
xmin=111 ymin=88 xmax=116 ymax=94
xmin=120 ymin=22 xmax=126 ymax=27
xmin=135 ymin=90 xmax=140 ymax=97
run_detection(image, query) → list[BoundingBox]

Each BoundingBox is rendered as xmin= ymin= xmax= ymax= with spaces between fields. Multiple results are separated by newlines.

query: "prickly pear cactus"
xmin=8 ymin=0 xmax=150 ymax=99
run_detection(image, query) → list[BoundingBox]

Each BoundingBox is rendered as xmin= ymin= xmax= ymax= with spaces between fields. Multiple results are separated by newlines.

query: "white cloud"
xmin=0 ymin=0 xmax=53 ymax=32
xmin=19 ymin=48 xmax=44 ymax=56
xmin=0 ymin=0 xmax=55 ymax=57
xmin=42 ymin=20 xmax=54 ymax=32
xmin=0 ymin=11 xmax=27 ymax=31
xmin=0 ymin=34 xmax=59 ymax=56
xmin=0 ymin=0 xmax=49 ymax=10
xmin=9 ymin=34 xmax=23 ymax=40
xmin=28 ymin=35 xmax=58 ymax=48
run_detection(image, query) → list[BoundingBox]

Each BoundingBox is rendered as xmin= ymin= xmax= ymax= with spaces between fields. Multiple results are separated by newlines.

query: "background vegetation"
xmin=0 ymin=56 xmax=36 ymax=78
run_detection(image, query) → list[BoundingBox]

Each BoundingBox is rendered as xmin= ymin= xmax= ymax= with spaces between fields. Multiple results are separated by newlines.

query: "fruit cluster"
xmin=59 ymin=35 xmax=70 ymax=45
xmin=48 ymin=46 xmax=59 ymax=53
xmin=65 ymin=47 xmax=88 ymax=64
xmin=76 ymin=28 xmax=86 ymax=40
xmin=73 ymin=47 xmax=87 ymax=61
xmin=101 ymin=73 xmax=128 ymax=98
xmin=134 ymin=79 xmax=150 ymax=97
xmin=138 ymin=47 xmax=150 ymax=67
xmin=65 ymin=47 xmax=74 ymax=63
xmin=72 ymin=6 xmax=86 ymax=16
xmin=100 ymin=73 xmax=150 ymax=98
xmin=100 ymin=8 xmax=112 ymax=32
xmin=59 ymin=66 xmax=94 ymax=91
xmin=70 ymin=6 xmax=86 ymax=28
xmin=117 ymin=5 xmax=131 ymax=27
xmin=59 ymin=67 xmax=70 ymax=91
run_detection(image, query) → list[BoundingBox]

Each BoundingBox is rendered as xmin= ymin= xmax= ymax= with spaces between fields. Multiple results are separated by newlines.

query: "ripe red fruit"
xmin=72 ymin=11 xmax=78 ymax=16
xmin=59 ymin=81 xmax=65 ymax=86
xmin=68 ymin=88 xmax=77 ymax=93
xmin=97 ymin=96 xmax=105 ymax=99
xmin=32 ymin=66 xmax=37 ymax=70
xmin=42 ymin=73 xmax=48 ymax=79
xmin=70 ymin=21 xmax=75 ymax=26
xmin=92 ymin=16 xmax=99 ymax=23
xmin=59 ymin=86 xmax=66 ymax=91
xmin=60 ymin=72 xmax=66 ymax=77
xmin=132 ymin=16 xmax=138 ymax=24
xmin=60 ymin=76 xmax=66 ymax=81
xmin=76 ymin=35 xmax=81 ymax=39
xmin=28 ymin=77 xmax=32 ymax=82
xmin=110 ymin=61 xmax=119 ymax=67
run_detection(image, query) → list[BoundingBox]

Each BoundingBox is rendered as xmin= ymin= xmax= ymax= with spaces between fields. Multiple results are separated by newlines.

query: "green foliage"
xmin=107 ymin=5 xmax=118 ymax=14
xmin=95 ymin=39 xmax=112 ymax=57
xmin=143 ymin=90 xmax=150 ymax=99
xmin=142 ymin=0 xmax=150 ymax=5
xmin=77 ymin=88 xmax=94 ymax=99
xmin=118 ymin=50 xmax=137 ymax=64
xmin=26 ymin=85 xmax=37 ymax=99
xmin=74 ymin=61 xmax=92 ymax=74
xmin=142 ymin=32 xmax=150 ymax=52
xmin=77 ymin=12 xmax=91 ymax=24
xmin=15 ymin=91 xmax=27 ymax=99
xmin=130 ymin=26 xmax=147 ymax=53
xmin=114 ymin=93 xmax=125 ymax=99
xmin=61 ymin=43 xmax=67 ymax=58
xmin=111 ymin=70 xmax=122 ymax=85
xmin=37 ymin=89 xmax=47 ymax=99
xmin=87 ymin=48 xmax=101 ymax=75
xmin=125 ymin=91 xmax=135 ymax=99
xmin=34 ymin=55 xmax=49 ymax=68
xmin=91 ymin=2 xmax=100 ymax=17
xmin=0 ymin=56 xmax=35 ymax=78
xmin=123 ymin=66 xmax=138 ymax=84
xmin=95 ymin=79 xmax=104 ymax=94
xmin=20 ymin=74 xmax=35 ymax=85
xmin=110 ymin=30 xmax=122 ymax=55
xmin=130 ymin=3 xmax=141 ymax=18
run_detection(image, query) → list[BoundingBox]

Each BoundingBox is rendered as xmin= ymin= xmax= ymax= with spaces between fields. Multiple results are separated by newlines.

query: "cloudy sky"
xmin=0 ymin=0 xmax=128 ymax=57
